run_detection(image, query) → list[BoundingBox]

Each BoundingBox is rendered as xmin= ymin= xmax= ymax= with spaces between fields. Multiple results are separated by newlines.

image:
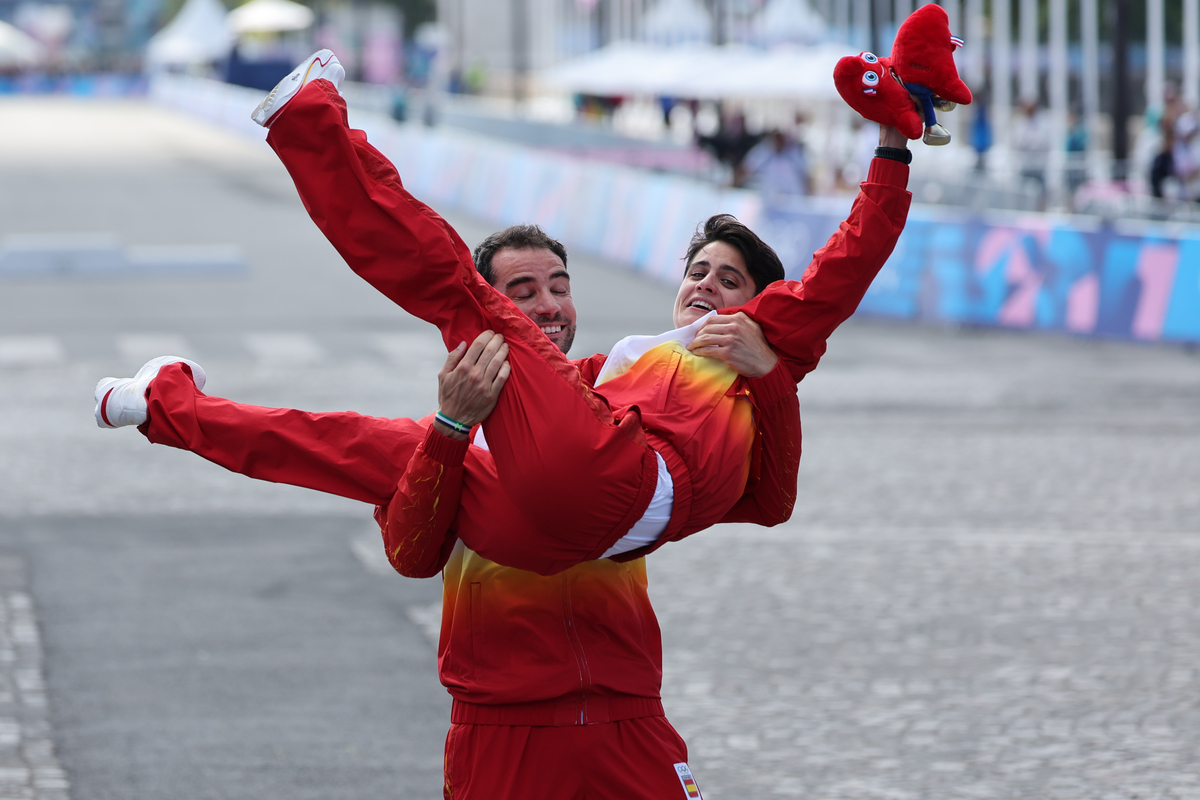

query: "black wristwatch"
xmin=874 ymin=146 xmax=913 ymax=165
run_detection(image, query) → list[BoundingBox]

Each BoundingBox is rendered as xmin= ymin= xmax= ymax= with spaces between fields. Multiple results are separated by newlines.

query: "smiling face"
xmin=672 ymin=241 xmax=757 ymax=328
xmin=489 ymin=246 xmax=577 ymax=353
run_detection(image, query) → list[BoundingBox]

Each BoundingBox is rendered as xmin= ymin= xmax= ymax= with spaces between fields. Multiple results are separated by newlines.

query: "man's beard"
xmin=537 ymin=317 xmax=575 ymax=354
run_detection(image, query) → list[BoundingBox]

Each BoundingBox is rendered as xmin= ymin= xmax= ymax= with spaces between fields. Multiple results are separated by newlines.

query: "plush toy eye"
xmin=862 ymin=70 xmax=880 ymax=87
xmin=861 ymin=52 xmax=879 ymax=64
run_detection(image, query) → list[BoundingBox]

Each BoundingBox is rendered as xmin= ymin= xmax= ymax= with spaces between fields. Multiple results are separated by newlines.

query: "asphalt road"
xmin=1 ymin=97 xmax=1199 ymax=800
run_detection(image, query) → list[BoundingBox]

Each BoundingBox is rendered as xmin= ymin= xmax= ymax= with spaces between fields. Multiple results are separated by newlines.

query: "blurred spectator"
xmin=1173 ymin=113 xmax=1200 ymax=201
xmin=1066 ymin=107 xmax=1088 ymax=200
xmin=741 ymin=129 xmax=809 ymax=201
xmin=971 ymin=100 xmax=992 ymax=171
xmin=1013 ymin=101 xmax=1050 ymax=197
xmin=698 ymin=109 xmax=761 ymax=182
xmin=1150 ymin=116 xmax=1176 ymax=199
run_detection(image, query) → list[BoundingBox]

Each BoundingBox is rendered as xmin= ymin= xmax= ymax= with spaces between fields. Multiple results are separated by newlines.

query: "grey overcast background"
xmin=1 ymin=98 xmax=1199 ymax=799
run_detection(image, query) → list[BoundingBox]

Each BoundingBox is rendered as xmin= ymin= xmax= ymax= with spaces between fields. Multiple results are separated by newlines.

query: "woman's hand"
xmin=687 ymin=312 xmax=780 ymax=378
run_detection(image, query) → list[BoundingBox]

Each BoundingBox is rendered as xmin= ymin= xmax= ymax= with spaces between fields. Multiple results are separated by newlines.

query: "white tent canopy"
xmin=226 ymin=0 xmax=314 ymax=35
xmin=753 ymin=0 xmax=828 ymax=46
xmin=541 ymin=41 xmax=847 ymax=101
xmin=145 ymin=0 xmax=231 ymax=68
xmin=0 ymin=20 xmax=46 ymax=69
xmin=642 ymin=0 xmax=712 ymax=45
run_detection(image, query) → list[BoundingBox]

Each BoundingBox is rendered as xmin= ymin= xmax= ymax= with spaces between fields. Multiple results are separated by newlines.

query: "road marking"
xmin=116 ymin=333 xmax=192 ymax=364
xmin=406 ymin=602 xmax=442 ymax=646
xmin=0 ymin=336 xmax=65 ymax=367
xmin=243 ymin=332 xmax=325 ymax=364
xmin=349 ymin=531 xmax=442 ymax=646
xmin=349 ymin=530 xmax=392 ymax=576
xmin=371 ymin=332 xmax=446 ymax=367
xmin=0 ymin=559 xmax=71 ymax=800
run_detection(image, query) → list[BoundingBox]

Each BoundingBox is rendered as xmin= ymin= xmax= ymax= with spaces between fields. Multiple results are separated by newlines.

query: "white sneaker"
xmin=94 ymin=356 xmax=207 ymax=429
xmin=251 ymin=49 xmax=345 ymax=128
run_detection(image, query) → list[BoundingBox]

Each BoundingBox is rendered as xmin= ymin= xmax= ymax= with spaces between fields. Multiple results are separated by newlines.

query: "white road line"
xmin=243 ymin=332 xmax=325 ymax=364
xmin=349 ymin=531 xmax=393 ymax=576
xmin=371 ymin=332 xmax=447 ymax=367
xmin=116 ymin=333 xmax=193 ymax=364
xmin=406 ymin=602 xmax=442 ymax=647
xmin=0 ymin=336 xmax=65 ymax=367
xmin=349 ymin=531 xmax=442 ymax=647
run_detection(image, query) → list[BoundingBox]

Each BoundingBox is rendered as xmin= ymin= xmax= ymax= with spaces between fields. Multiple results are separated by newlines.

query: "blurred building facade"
xmin=0 ymin=0 xmax=161 ymax=68
xmin=435 ymin=0 xmax=826 ymax=96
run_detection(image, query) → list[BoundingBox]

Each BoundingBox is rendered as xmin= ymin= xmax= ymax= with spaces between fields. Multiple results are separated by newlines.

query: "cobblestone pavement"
xmin=652 ymin=527 xmax=1200 ymax=799
xmin=645 ymin=322 xmax=1200 ymax=799
xmin=0 ymin=558 xmax=70 ymax=800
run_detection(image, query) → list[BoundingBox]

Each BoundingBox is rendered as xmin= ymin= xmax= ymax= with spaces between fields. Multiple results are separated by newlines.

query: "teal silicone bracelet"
xmin=435 ymin=412 xmax=471 ymax=435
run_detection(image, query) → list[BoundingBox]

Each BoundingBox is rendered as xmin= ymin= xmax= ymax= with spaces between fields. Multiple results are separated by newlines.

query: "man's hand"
xmin=687 ymin=312 xmax=780 ymax=378
xmin=434 ymin=331 xmax=511 ymax=441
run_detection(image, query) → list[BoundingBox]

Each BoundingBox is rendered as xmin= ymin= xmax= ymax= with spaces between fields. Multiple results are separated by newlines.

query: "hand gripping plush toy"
xmin=833 ymin=3 xmax=972 ymax=146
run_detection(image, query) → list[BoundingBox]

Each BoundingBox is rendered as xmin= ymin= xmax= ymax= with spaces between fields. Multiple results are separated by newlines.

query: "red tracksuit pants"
xmin=267 ymin=80 xmax=658 ymax=568
xmin=444 ymin=716 xmax=701 ymax=800
xmin=142 ymin=366 xmax=585 ymax=577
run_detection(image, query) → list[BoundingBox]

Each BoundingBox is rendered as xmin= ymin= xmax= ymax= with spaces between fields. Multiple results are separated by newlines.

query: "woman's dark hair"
xmin=473 ymin=225 xmax=568 ymax=287
xmin=684 ymin=214 xmax=785 ymax=295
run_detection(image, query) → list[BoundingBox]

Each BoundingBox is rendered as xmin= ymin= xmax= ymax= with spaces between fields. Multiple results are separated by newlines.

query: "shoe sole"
xmin=251 ymin=50 xmax=343 ymax=127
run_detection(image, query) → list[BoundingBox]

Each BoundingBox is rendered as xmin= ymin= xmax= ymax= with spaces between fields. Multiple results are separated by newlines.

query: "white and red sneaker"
xmin=251 ymin=49 xmax=345 ymax=128
xmin=94 ymin=356 xmax=206 ymax=429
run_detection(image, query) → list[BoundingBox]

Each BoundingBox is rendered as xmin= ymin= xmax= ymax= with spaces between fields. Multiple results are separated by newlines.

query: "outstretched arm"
xmin=737 ymin=129 xmax=913 ymax=384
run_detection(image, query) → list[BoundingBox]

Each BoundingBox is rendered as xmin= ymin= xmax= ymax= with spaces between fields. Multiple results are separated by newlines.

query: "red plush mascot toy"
xmin=834 ymin=3 xmax=972 ymax=146
xmin=833 ymin=52 xmax=924 ymax=141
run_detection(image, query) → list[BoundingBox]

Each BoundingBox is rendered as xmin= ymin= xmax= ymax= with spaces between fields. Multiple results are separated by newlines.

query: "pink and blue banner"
xmin=763 ymin=203 xmax=1200 ymax=344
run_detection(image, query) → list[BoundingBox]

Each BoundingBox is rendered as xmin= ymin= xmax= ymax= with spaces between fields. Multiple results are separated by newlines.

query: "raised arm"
xmin=736 ymin=151 xmax=913 ymax=384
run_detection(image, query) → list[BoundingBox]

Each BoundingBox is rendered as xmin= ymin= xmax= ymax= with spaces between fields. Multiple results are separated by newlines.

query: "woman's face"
xmin=673 ymin=241 xmax=757 ymax=328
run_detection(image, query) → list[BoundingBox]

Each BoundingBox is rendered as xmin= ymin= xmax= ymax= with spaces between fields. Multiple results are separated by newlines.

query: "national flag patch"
xmin=674 ymin=762 xmax=703 ymax=799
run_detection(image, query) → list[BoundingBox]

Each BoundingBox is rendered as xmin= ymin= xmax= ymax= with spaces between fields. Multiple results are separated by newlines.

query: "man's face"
xmin=489 ymin=246 xmax=577 ymax=353
xmin=672 ymin=241 xmax=757 ymax=328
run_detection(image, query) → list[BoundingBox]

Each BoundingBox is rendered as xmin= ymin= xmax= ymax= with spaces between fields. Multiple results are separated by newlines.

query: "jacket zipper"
xmin=560 ymin=574 xmax=592 ymax=724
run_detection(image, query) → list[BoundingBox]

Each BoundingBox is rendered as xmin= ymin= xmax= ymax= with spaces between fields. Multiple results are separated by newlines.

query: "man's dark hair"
xmin=684 ymin=214 xmax=785 ymax=294
xmin=473 ymin=225 xmax=569 ymax=287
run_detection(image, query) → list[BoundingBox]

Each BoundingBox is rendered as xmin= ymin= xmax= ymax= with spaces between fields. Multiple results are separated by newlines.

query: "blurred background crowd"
xmin=2 ymin=0 xmax=1200 ymax=222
